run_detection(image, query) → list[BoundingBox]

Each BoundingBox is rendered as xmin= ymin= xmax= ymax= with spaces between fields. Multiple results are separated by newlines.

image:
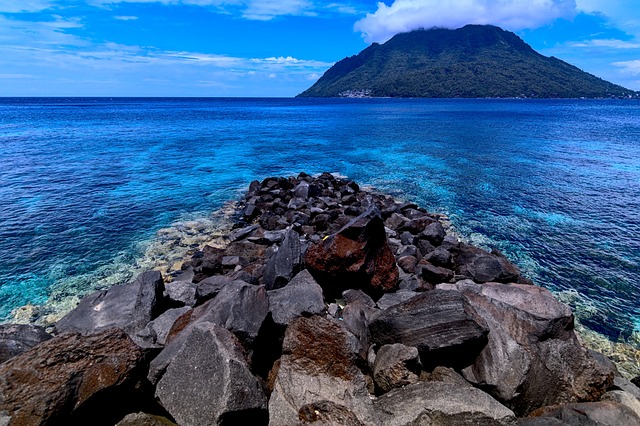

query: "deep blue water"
xmin=1 ymin=97 xmax=639 ymax=340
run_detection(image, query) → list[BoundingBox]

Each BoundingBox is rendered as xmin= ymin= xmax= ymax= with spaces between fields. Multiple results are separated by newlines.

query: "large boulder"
xmin=372 ymin=382 xmax=516 ymax=425
xmin=135 ymin=306 xmax=191 ymax=347
xmin=268 ymin=316 xmax=374 ymax=425
xmin=55 ymin=270 xmax=165 ymax=337
xmin=0 ymin=329 xmax=148 ymax=426
xmin=446 ymin=280 xmax=614 ymax=416
xmin=263 ymin=229 xmax=303 ymax=290
xmin=452 ymin=244 xmax=521 ymax=283
xmin=369 ymin=289 xmax=489 ymax=369
xmin=166 ymin=280 xmax=268 ymax=350
xmin=525 ymin=401 xmax=640 ymax=426
xmin=153 ymin=322 xmax=267 ymax=426
xmin=267 ymin=269 xmax=325 ymax=327
xmin=0 ymin=324 xmax=52 ymax=364
xmin=305 ymin=207 xmax=398 ymax=298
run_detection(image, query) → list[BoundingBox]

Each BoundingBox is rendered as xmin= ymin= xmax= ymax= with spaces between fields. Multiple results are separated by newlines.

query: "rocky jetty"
xmin=1 ymin=173 xmax=639 ymax=425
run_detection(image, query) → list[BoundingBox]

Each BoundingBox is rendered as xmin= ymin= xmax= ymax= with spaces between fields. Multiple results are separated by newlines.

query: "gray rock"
xmin=376 ymin=290 xmax=419 ymax=311
xmin=602 ymin=390 xmax=640 ymax=419
xmin=55 ymin=270 xmax=165 ymax=336
xmin=263 ymin=229 xmax=302 ymax=290
xmin=454 ymin=280 xmax=613 ymax=416
xmin=195 ymin=275 xmax=236 ymax=303
xmin=613 ymin=376 xmax=640 ymax=400
xmin=136 ymin=306 xmax=191 ymax=347
xmin=166 ymin=280 xmax=268 ymax=350
xmin=0 ymin=324 xmax=52 ymax=364
xmin=294 ymin=181 xmax=310 ymax=199
xmin=342 ymin=289 xmax=375 ymax=308
xmin=396 ymin=256 xmax=418 ymax=274
xmin=268 ymin=316 xmax=374 ymax=425
xmin=154 ymin=322 xmax=267 ymax=426
xmin=116 ymin=412 xmax=176 ymax=426
xmin=421 ymin=366 xmax=473 ymax=388
xmin=267 ymin=270 xmax=325 ymax=326
xmin=164 ymin=280 xmax=197 ymax=307
xmin=527 ymin=401 xmax=640 ymax=426
xmin=424 ymin=246 xmax=452 ymax=267
xmin=419 ymin=222 xmax=446 ymax=246
xmin=373 ymin=381 xmax=516 ymax=426
xmin=453 ymin=244 xmax=521 ymax=283
xmin=418 ymin=260 xmax=454 ymax=284
xmin=373 ymin=344 xmax=421 ymax=394
xmin=369 ymin=289 xmax=489 ymax=369
xmin=228 ymin=224 xmax=260 ymax=242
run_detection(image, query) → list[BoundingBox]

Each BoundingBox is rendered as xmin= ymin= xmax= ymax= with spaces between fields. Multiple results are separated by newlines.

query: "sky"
xmin=1 ymin=0 xmax=640 ymax=96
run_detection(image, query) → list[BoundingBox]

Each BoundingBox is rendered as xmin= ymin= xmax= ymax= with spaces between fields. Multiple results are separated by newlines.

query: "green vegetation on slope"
xmin=298 ymin=25 xmax=636 ymax=98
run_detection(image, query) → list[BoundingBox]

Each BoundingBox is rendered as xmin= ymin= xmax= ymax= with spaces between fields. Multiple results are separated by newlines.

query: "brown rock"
xmin=0 ymin=329 xmax=147 ymax=426
xmin=305 ymin=207 xmax=398 ymax=298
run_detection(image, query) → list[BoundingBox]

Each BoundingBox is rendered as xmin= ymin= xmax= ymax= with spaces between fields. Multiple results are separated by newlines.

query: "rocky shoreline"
xmin=1 ymin=173 xmax=640 ymax=425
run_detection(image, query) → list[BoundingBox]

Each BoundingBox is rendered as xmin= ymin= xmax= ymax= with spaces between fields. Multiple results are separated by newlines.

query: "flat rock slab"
xmin=154 ymin=322 xmax=267 ymax=426
xmin=369 ymin=289 xmax=489 ymax=369
xmin=55 ymin=270 xmax=165 ymax=336
xmin=0 ymin=329 xmax=146 ymax=426
xmin=0 ymin=324 xmax=52 ymax=364
xmin=373 ymin=381 xmax=516 ymax=426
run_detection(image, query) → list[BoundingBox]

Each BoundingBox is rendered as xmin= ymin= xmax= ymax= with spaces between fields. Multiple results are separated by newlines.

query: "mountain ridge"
xmin=298 ymin=25 xmax=637 ymax=98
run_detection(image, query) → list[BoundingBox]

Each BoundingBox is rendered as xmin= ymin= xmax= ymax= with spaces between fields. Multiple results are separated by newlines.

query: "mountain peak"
xmin=298 ymin=25 xmax=635 ymax=98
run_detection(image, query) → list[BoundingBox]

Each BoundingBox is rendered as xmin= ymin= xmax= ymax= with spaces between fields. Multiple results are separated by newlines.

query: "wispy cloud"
xmin=114 ymin=15 xmax=138 ymax=20
xmin=613 ymin=59 xmax=640 ymax=75
xmin=354 ymin=0 xmax=578 ymax=43
xmin=569 ymin=39 xmax=640 ymax=49
xmin=0 ymin=0 xmax=56 ymax=13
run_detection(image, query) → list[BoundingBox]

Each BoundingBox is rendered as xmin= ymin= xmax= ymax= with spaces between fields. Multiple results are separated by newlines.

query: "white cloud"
xmin=576 ymin=1 xmax=640 ymax=36
xmin=242 ymin=0 xmax=314 ymax=20
xmin=354 ymin=0 xmax=577 ymax=43
xmin=0 ymin=0 xmax=55 ymax=13
xmin=569 ymin=39 xmax=640 ymax=49
xmin=114 ymin=15 xmax=139 ymax=20
xmin=613 ymin=59 xmax=640 ymax=76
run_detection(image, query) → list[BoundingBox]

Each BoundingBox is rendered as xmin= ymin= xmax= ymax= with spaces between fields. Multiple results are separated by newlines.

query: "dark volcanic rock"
xmin=0 ymin=329 xmax=148 ymax=426
xmin=116 ymin=412 xmax=176 ymax=426
xmin=263 ymin=229 xmax=303 ymax=290
xmin=189 ymin=245 xmax=225 ymax=283
xmin=369 ymin=289 xmax=489 ymax=369
xmin=372 ymin=382 xmax=516 ymax=426
xmin=153 ymin=322 xmax=267 ymax=426
xmin=450 ymin=280 xmax=613 ymax=416
xmin=417 ymin=260 xmax=454 ymax=284
xmin=167 ymin=280 xmax=268 ymax=349
xmin=268 ymin=316 xmax=373 ymax=425
xmin=305 ymin=207 xmax=398 ymax=298
xmin=267 ymin=269 xmax=325 ymax=327
xmin=135 ymin=306 xmax=191 ymax=347
xmin=164 ymin=280 xmax=197 ymax=307
xmin=419 ymin=221 xmax=446 ymax=246
xmin=55 ymin=270 xmax=165 ymax=336
xmin=373 ymin=343 xmax=422 ymax=394
xmin=0 ymin=324 xmax=52 ymax=364
xmin=453 ymin=244 xmax=521 ymax=283
xmin=631 ymin=376 xmax=640 ymax=388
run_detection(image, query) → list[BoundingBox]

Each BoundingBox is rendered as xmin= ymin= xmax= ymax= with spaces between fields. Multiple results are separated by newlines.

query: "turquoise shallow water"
xmin=1 ymin=97 xmax=639 ymax=339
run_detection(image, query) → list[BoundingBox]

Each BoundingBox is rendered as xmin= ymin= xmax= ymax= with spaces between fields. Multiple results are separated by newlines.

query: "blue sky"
xmin=1 ymin=0 xmax=639 ymax=96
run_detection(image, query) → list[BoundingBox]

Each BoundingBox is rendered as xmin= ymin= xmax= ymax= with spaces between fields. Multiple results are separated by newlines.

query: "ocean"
xmin=1 ymin=97 xmax=639 ymax=344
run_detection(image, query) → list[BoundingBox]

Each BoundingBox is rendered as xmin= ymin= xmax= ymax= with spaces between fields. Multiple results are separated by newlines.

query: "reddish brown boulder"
xmin=305 ymin=207 xmax=398 ymax=298
xmin=0 ymin=329 xmax=147 ymax=426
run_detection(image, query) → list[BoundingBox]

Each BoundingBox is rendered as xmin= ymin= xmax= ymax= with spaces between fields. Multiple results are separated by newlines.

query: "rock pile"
xmin=1 ymin=173 xmax=639 ymax=425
